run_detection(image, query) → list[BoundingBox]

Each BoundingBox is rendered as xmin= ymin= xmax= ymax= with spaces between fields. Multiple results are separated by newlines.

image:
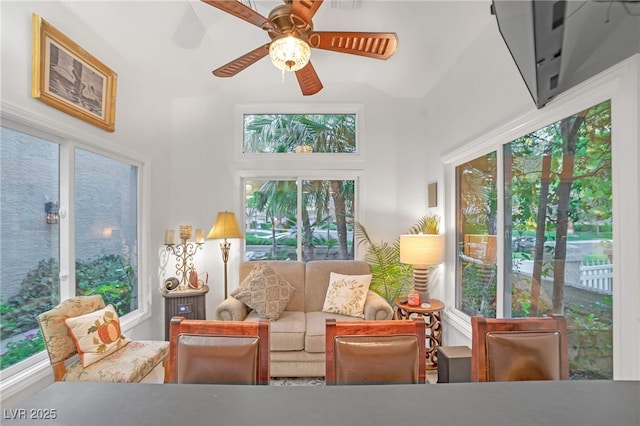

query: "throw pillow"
xmin=234 ymin=263 xmax=295 ymax=320
xmin=65 ymin=304 xmax=130 ymax=368
xmin=322 ymin=272 xmax=372 ymax=318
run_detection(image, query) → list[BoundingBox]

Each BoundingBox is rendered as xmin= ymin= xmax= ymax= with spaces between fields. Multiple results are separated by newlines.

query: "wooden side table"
xmin=161 ymin=285 xmax=209 ymax=340
xmin=394 ymin=298 xmax=444 ymax=369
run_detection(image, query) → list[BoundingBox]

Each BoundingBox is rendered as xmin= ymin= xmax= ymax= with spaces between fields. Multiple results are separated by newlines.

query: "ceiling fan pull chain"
xmin=281 ymin=69 xmax=286 ymax=85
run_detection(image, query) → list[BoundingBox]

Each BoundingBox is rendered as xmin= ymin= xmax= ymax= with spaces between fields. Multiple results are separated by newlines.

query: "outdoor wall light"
xmin=45 ymin=202 xmax=59 ymax=224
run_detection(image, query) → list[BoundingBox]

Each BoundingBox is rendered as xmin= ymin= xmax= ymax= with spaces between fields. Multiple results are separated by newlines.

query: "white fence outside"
xmin=574 ymin=260 xmax=613 ymax=295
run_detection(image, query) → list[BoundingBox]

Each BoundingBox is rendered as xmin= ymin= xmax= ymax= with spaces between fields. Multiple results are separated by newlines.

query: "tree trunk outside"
xmin=330 ymin=180 xmax=349 ymax=259
xmin=552 ymin=113 xmax=585 ymax=313
xmin=531 ymin=154 xmax=552 ymax=316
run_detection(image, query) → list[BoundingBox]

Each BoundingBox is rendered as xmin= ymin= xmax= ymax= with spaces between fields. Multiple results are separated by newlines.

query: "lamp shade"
xmin=399 ymin=234 xmax=445 ymax=266
xmin=207 ymin=212 xmax=244 ymax=240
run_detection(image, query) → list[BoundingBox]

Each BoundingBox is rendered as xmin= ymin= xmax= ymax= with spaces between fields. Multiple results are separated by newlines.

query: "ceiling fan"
xmin=201 ymin=0 xmax=398 ymax=96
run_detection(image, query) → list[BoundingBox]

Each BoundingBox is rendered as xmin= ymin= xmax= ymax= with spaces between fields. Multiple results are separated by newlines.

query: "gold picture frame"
xmin=32 ymin=14 xmax=117 ymax=132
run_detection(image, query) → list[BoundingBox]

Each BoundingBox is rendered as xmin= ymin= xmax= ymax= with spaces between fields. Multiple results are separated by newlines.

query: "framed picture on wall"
xmin=428 ymin=182 xmax=437 ymax=207
xmin=32 ymin=14 xmax=117 ymax=132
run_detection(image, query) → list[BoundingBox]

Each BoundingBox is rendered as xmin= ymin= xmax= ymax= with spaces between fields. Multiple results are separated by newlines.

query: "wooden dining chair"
xmin=325 ymin=318 xmax=426 ymax=385
xmin=169 ymin=317 xmax=270 ymax=384
xmin=471 ymin=315 xmax=569 ymax=382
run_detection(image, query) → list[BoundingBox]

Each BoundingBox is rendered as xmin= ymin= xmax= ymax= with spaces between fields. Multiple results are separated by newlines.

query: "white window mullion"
xmin=495 ymin=145 xmax=506 ymax=319
xmin=296 ymin=177 xmax=303 ymax=261
xmin=58 ymin=141 xmax=74 ymax=301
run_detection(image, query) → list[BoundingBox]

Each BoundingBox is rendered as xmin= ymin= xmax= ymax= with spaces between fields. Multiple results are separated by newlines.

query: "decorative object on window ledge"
xmin=164 ymin=225 xmax=204 ymax=291
xmin=201 ymin=0 xmax=397 ymax=96
xmin=207 ymin=211 xmax=244 ymax=299
xmin=45 ymin=201 xmax=59 ymax=224
xmin=295 ymin=144 xmax=313 ymax=153
xmin=399 ymin=234 xmax=444 ymax=304
xmin=32 ymin=14 xmax=117 ymax=132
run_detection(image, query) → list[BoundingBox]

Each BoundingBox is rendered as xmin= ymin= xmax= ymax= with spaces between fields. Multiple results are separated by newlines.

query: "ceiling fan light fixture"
xmin=269 ymin=36 xmax=311 ymax=72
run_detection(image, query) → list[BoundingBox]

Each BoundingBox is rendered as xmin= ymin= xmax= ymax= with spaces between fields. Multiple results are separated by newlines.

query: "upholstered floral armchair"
xmin=38 ymin=295 xmax=169 ymax=382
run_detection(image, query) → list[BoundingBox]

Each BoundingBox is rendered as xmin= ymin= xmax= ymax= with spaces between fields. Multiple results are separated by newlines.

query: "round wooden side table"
xmin=394 ymin=298 xmax=444 ymax=369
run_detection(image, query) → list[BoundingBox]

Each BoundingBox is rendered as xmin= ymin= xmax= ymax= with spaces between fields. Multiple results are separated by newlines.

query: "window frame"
xmin=441 ymin=56 xmax=639 ymax=380
xmin=0 ymin=102 xmax=152 ymax=384
xmin=234 ymin=104 xmax=365 ymax=161
xmin=237 ymin=170 xmax=364 ymax=262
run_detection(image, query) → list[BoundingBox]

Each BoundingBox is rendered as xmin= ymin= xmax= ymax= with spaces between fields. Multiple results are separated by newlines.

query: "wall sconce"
xmin=45 ymin=202 xmax=59 ymax=224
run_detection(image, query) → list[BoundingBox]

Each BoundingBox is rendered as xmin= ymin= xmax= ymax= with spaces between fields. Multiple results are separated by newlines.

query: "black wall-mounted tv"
xmin=492 ymin=0 xmax=640 ymax=109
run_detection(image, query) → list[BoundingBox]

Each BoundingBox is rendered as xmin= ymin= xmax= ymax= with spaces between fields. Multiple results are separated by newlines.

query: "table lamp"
xmin=399 ymin=234 xmax=445 ymax=303
xmin=207 ymin=211 xmax=244 ymax=299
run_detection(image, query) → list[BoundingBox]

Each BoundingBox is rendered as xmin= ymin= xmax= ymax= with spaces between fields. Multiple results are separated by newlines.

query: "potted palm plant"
xmin=355 ymin=215 xmax=440 ymax=305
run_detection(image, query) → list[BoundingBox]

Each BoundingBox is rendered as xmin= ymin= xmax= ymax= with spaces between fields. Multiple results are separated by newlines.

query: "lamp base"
xmin=412 ymin=266 xmax=431 ymax=304
xmin=415 ymin=289 xmax=431 ymax=304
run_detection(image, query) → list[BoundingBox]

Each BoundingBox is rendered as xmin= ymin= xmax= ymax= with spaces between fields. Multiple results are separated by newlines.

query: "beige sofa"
xmin=214 ymin=260 xmax=394 ymax=377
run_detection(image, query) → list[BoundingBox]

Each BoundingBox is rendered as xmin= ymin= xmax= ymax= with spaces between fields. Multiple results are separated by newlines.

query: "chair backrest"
xmin=169 ymin=317 xmax=270 ymax=385
xmin=471 ymin=315 xmax=569 ymax=382
xmin=325 ymin=318 xmax=426 ymax=385
xmin=37 ymin=295 xmax=106 ymax=381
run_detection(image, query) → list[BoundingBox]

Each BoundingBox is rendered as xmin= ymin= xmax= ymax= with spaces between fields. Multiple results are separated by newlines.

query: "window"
xmin=245 ymin=178 xmax=355 ymax=262
xmin=243 ymin=114 xmax=357 ymax=154
xmin=74 ymin=148 xmax=139 ymax=315
xmin=240 ymin=108 xmax=361 ymax=262
xmin=0 ymin=124 xmax=143 ymax=375
xmin=456 ymin=152 xmax=498 ymax=318
xmin=0 ymin=127 xmax=59 ymax=372
xmin=452 ymin=100 xmax=613 ymax=379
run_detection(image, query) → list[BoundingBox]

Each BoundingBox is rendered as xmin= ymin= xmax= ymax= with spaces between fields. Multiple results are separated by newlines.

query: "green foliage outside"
xmin=0 ymin=333 xmax=45 ymax=370
xmin=566 ymin=296 xmax=613 ymax=379
xmin=0 ymin=254 xmax=134 ymax=370
xmin=75 ymin=254 xmax=135 ymax=316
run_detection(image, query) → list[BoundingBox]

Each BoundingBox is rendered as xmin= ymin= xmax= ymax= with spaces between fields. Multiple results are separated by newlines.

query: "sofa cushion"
xmin=322 ymin=272 xmax=372 ymax=318
xmin=240 ymin=261 xmax=306 ymax=312
xmin=246 ymin=310 xmax=306 ymax=351
xmin=305 ymin=260 xmax=371 ymax=312
xmin=233 ymin=263 xmax=296 ymax=320
xmin=305 ymin=311 xmax=363 ymax=353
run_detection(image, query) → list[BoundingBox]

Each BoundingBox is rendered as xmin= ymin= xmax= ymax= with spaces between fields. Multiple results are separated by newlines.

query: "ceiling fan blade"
xmin=290 ymin=0 xmax=324 ymax=25
xmin=212 ymin=44 xmax=270 ymax=77
xmin=309 ymin=31 xmax=398 ymax=60
xmin=295 ymin=61 xmax=323 ymax=96
xmin=201 ymin=0 xmax=273 ymax=30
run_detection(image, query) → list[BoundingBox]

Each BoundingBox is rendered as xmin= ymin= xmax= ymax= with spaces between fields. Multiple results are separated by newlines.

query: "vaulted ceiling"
xmin=57 ymin=0 xmax=495 ymax=99
xmin=55 ymin=1 xmax=638 ymax=102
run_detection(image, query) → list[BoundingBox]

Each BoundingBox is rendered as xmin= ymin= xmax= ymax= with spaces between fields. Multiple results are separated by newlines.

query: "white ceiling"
xmin=57 ymin=0 xmax=495 ymax=99
xmin=53 ymin=0 xmax=639 ymax=101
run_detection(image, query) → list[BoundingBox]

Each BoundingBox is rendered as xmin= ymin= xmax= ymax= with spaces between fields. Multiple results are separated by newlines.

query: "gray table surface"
xmin=3 ymin=380 xmax=639 ymax=426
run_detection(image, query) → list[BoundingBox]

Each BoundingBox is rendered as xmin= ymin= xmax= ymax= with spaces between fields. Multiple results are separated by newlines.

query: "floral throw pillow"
xmin=233 ymin=263 xmax=295 ymax=320
xmin=65 ymin=304 xmax=130 ymax=367
xmin=322 ymin=272 xmax=372 ymax=318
